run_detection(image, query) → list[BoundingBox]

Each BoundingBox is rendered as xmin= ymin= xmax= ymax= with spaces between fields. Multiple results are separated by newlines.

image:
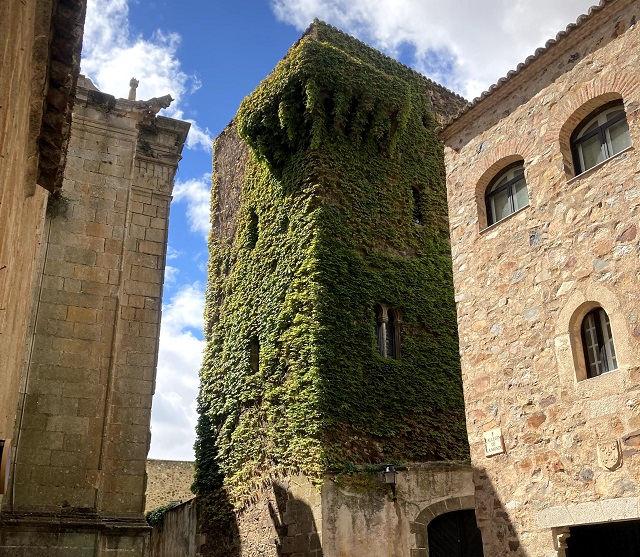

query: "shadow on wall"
xmin=473 ymin=467 xmax=529 ymax=557
xmin=269 ymin=483 xmax=323 ymax=557
xmin=197 ymin=488 xmax=241 ymax=557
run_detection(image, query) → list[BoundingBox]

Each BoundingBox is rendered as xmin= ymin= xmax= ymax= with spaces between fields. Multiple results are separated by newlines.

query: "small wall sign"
xmin=483 ymin=428 xmax=505 ymax=457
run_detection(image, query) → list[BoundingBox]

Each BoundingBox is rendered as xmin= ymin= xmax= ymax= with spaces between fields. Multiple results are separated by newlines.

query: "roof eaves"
xmin=440 ymin=0 xmax=614 ymax=133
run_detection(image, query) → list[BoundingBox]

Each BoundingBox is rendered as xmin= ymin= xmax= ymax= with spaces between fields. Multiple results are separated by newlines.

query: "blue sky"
xmin=80 ymin=0 xmax=598 ymax=460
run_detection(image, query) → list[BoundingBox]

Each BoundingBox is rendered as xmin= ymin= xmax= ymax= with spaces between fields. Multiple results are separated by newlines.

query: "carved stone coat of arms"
xmin=597 ymin=439 xmax=622 ymax=470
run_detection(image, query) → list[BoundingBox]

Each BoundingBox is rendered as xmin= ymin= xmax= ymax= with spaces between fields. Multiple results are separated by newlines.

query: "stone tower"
xmin=195 ymin=20 xmax=475 ymax=557
xmin=0 ymin=77 xmax=189 ymax=556
xmin=441 ymin=1 xmax=640 ymax=555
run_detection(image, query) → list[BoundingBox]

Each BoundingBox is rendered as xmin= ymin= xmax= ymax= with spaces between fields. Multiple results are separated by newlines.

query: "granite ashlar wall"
xmin=442 ymin=2 xmax=640 ymax=555
xmin=0 ymin=79 xmax=189 ymax=556
xmin=0 ymin=0 xmax=84 ymax=477
xmin=146 ymin=460 xmax=195 ymax=512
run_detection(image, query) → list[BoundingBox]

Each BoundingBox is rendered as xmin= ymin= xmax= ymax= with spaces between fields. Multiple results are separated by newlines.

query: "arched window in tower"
xmin=571 ymin=101 xmax=632 ymax=174
xmin=375 ymin=304 xmax=400 ymax=359
xmin=580 ymin=307 xmax=617 ymax=378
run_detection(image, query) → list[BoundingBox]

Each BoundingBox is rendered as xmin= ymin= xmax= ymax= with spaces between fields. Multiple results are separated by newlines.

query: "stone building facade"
xmin=0 ymin=76 xmax=189 ymax=555
xmin=441 ymin=0 xmax=640 ymax=554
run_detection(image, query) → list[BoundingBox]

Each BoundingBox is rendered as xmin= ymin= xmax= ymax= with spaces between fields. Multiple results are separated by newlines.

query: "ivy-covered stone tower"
xmin=195 ymin=20 xmax=469 ymax=512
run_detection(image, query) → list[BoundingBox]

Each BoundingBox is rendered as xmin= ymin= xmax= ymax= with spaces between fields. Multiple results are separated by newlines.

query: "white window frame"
xmin=572 ymin=102 xmax=632 ymax=174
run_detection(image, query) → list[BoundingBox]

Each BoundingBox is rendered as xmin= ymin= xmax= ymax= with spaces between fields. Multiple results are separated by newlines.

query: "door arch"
xmin=428 ymin=509 xmax=484 ymax=557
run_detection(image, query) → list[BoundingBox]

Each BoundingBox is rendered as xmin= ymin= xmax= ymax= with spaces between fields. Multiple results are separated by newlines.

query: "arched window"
xmin=485 ymin=162 xmax=529 ymax=226
xmin=580 ymin=307 xmax=617 ymax=378
xmin=375 ymin=304 xmax=400 ymax=359
xmin=572 ymin=101 xmax=632 ymax=174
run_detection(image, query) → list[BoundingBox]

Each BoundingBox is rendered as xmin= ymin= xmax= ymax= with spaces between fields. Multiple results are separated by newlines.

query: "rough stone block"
xmin=138 ymin=241 xmax=164 ymax=256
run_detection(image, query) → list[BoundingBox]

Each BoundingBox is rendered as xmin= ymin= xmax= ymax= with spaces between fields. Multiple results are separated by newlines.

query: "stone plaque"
xmin=597 ymin=439 xmax=622 ymax=470
xmin=484 ymin=428 xmax=505 ymax=457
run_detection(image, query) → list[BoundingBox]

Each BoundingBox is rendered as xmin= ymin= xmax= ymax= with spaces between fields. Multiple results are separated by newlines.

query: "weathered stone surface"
xmin=1 ymin=76 xmax=189 ymax=556
xmin=145 ymin=460 xmax=195 ymax=513
xmin=442 ymin=2 xmax=640 ymax=555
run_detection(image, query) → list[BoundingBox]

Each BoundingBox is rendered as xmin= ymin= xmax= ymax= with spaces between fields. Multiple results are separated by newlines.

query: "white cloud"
xmin=270 ymin=0 xmax=598 ymax=99
xmin=172 ymin=174 xmax=212 ymax=239
xmin=164 ymin=265 xmax=179 ymax=285
xmin=81 ymin=0 xmax=213 ymax=151
xmin=150 ymin=283 xmax=205 ymax=460
xmin=166 ymin=245 xmax=182 ymax=260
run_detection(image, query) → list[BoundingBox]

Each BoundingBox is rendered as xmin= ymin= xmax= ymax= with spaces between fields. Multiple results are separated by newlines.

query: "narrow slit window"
xmin=250 ymin=336 xmax=260 ymax=374
xmin=412 ymin=187 xmax=423 ymax=225
xmin=247 ymin=209 xmax=258 ymax=249
xmin=386 ymin=309 xmax=397 ymax=359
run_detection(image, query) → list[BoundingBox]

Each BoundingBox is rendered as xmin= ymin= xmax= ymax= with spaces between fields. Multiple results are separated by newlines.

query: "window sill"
xmin=574 ymin=366 xmax=624 ymax=397
xmin=567 ymin=145 xmax=634 ymax=185
xmin=479 ymin=204 xmax=530 ymax=235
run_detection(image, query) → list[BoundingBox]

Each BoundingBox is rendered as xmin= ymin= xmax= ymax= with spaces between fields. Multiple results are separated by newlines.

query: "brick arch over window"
xmin=554 ymin=284 xmax=636 ymax=387
xmin=545 ymin=72 xmax=640 ymax=176
xmin=474 ymin=154 xmax=526 ymax=230
xmin=410 ymin=495 xmax=476 ymax=550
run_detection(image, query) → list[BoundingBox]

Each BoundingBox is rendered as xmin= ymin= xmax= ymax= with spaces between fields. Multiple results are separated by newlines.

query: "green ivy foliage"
xmin=194 ymin=20 xmax=469 ymax=506
xmin=145 ymin=502 xmax=179 ymax=531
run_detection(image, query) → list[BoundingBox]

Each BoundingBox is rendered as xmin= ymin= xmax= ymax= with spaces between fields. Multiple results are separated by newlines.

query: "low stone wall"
xmin=149 ymin=499 xmax=200 ymax=557
xmin=161 ymin=464 xmax=476 ymax=557
xmin=146 ymin=460 xmax=195 ymax=512
xmin=322 ymin=463 xmax=475 ymax=557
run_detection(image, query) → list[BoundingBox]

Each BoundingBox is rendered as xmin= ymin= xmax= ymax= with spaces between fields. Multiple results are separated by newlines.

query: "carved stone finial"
xmin=128 ymin=78 xmax=139 ymax=100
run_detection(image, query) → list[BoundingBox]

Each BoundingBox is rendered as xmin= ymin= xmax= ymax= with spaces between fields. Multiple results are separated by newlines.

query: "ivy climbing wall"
xmin=195 ymin=20 xmax=469 ymax=507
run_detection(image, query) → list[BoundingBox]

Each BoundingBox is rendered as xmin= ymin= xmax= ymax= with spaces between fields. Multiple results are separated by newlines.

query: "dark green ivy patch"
xmin=194 ymin=20 xmax=469 ymax=507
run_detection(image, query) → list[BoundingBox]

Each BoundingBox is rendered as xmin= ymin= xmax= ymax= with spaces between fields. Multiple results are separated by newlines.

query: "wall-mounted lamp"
xmin=384 ymin=465 xmax=397 ymax=500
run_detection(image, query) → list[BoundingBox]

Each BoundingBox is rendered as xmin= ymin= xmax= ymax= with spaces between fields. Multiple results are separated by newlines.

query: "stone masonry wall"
xmin=235 ymin=475 xmax=322 ymax=557
xmin=149 ymin=499 xmax=200 ymax=557
xmin=443 ymin=3 xmax=640 ymax=556
xmin=0 ymin=80 xmax=189 ymax=556
xmin=186 ymin=465 xmax=475 ymax=557
xmin=322 ymin=464 xmax=475 ymax=557
xmin=0 ymin=0 xmax=83 ymax=476
xmin=145 ymin=460 xmax=195 ymax=512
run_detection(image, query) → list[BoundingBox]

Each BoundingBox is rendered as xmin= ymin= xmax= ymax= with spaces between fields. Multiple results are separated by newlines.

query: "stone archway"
xmin=410 ymin=495 xmax=479 ymax=554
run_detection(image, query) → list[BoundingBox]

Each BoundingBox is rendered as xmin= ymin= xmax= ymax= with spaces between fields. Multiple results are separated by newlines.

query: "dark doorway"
xmin=428 ymin=509 xmax=484 ymax=557
xmin=567 ymin=520 xmax=640 ymax=556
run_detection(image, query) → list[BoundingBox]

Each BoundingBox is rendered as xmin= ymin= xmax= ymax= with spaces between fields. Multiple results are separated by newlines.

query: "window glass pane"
xmin=579 ymin=134 xmax=604 ymax=171
xmin=490 ymin=188 xmax=511 ymax=223
xmin=599 ymin=309 xmax=618 ymax=371
xmin=386 ymin=310 xmax=396 ymax=359
xmin=582 ymin=313 xmax=601 ymax=377
xmin=578 ymin=120 xmax=599 ymax=138
xmin=490 ymin=174 xmax=509 ymax=191
xmin=605 ymin=109 xmax=624 ymax=122
xmin=512 ymin=177 xmax=529 ymax=212
xmin=607 ymin=118 xmax=631 ymax=156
